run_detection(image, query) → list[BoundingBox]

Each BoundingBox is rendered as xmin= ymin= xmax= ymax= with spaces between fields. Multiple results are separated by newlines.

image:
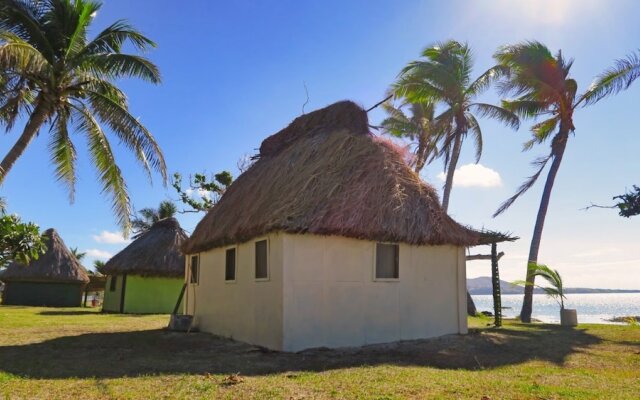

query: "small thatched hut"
xmin=182 ymin=101 xmax=480 ymax=351
xmin=0 ymin=228 xmax=89 ymax=307
xmin=102 ymin=217 xmax=187 ymax=314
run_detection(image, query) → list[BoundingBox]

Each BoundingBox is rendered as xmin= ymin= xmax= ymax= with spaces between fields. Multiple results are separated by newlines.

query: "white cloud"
xmin=85 ymin=249 xmax=113 ymax=260
xmin=437 ymin=164 xmax=502 ymax=188
xmin=92 ymin=230 xmax=130 ymax=244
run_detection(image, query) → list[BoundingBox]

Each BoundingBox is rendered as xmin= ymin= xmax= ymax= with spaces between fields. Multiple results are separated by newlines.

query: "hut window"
xmin=109 ymin=276 xmax=117 ymax=291
xmin=225 ymin=248 xmax=236 ymax=281
xmin=190 ymin=255 xmax=199 ymax=284
xmin=375 ymin=243 xmax=399 ymax=280
xmin=255 ymin=239 xmax=268 ymax=280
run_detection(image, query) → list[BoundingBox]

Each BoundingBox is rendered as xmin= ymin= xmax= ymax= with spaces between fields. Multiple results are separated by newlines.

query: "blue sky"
xmin=1 ymin=0 xmax=639 ymax=288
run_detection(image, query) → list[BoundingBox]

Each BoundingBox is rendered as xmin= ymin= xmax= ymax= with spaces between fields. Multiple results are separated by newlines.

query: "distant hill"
xmin=467 ymin=276 xmax=640 ymax=295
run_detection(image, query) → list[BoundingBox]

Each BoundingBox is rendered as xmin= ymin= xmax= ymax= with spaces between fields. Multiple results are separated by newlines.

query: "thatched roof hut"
xmin=102 ymin=217 xmax=187 ymax=278
xmin=0 ymin=228 xmax=89 ymax=284
xmin=183 ymin=100 xmax=479 ymax=254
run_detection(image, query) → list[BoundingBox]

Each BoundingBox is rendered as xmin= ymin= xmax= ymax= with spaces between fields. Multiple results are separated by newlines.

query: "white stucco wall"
xmin=186 ymin=232 xmax=467 ymax=352
xmin=185 ymin=233 xmax=284 ymax=350
xmin=281 ymin=234 xmax=467 ymax=351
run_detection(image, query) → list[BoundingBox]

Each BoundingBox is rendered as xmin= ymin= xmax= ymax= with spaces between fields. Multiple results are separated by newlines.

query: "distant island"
xmin=467 ymin=276 xmax=640 ymax=295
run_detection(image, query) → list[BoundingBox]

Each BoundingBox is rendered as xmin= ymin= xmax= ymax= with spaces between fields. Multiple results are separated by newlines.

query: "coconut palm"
xmin=493 ymin=42 xmax=640 ymax=322
xmin=93 ymin=259 xmax=106 ymax=274
xmin=0 ymin=0 xmax=166 ymax=234
xmin=393 ymin=40 xmax=520 ymax=211
xmin=514 ymin=263 xmax=566 ymax=310
xmin=70 ymin=247 xmax=86 ymax=261
xmin=380 ymin=101 xmax=440 ymax=174
xmin=131 ymin=200 xmax=177 ymax=238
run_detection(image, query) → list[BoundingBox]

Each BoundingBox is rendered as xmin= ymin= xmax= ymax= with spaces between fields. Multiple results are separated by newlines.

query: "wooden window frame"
xmin=109 ymin=275 xmax=117 ymax=292
xmin=254 ymin=238 xmax=270 ymax=281
xmin=373 ymin=242 xmax=400 ymax=281
xmin=190 ymin=255 xmax=200 ymax=285
xmin=225 ymin=246 xmax=237 ymax=283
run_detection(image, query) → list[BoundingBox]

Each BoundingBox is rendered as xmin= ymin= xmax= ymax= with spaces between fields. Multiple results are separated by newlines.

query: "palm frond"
xmin=501 ymin=99 xmax=548 ymax=119
xmin=0 ymin=0 xmax=55 ymax=62
xmin=75 ymin=105 xmax=131 ymax=235
xmin=529 ymin=116 xmax=559 ymax=145
xmin=466 ymin=65 xmax=510 ymax=96
xmin=86 ymin=89 xmax=166 ymax=183
xmin=465 ymin=112 xmax=483 ymax=163
xmin=0 ymin=33 xmax=51 ymax=76
xmin=48 ymin=107 xmax=77 ymax=201
xmin=469 ymin=102 xmax=520 ymax=129
xmin=79 ymin=53 xmax=160 ymax=83
xmin=493 ymin=154 xmax=552 ymax=217
xmin=582 ymin=50 xmax=640 ymax=105
xmin=80 ymin=20 xmax=156 ymax=55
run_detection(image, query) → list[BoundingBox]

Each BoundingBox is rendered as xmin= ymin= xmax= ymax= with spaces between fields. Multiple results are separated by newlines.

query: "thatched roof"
xmin=102 ymin=217 xmax=187 ymax=278
xmin=0 ymin=229 xmax=89 ymax=284
xmin=183 ymin=101 xmax=480 ymax=254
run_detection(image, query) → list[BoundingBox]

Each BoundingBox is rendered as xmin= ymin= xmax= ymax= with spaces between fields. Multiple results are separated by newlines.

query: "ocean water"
xmin=472 ymin=293 xmax=640 ymax=324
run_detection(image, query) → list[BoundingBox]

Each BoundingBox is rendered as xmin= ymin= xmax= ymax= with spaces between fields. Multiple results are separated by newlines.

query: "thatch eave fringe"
xmin=102 ymin=217 xmax=187 ymax=278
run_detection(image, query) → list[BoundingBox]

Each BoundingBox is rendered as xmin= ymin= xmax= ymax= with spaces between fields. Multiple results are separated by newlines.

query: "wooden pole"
xmin=491 ymin=242 xmax=502 ymax=327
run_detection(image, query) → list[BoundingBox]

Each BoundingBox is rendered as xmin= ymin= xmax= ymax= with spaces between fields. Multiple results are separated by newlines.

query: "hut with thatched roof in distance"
xmin=182 ymin=101 xmax=481 ymax=351
xmin=102 ymin=217 xmax=187 ymax=314
xmin=0 ymin=228 xmax=89 ymax=307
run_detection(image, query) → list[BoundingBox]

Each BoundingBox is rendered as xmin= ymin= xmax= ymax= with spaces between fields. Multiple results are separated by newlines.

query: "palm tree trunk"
xmin=440 ymin=131 xmax=476 ymax=314
xmin=441 ymin=133 xmax=462 ymax=212
xmin=0 ymin=97 xmax=49 ymax=185
xmin=520 ymin=132 xmax=569 ymax=322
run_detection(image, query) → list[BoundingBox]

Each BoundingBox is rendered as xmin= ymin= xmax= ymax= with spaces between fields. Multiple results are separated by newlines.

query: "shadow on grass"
xmin=0 ymin=323 xmax=604 ymax=379
xmin=38 ymin=310 xmax=100 ymax=316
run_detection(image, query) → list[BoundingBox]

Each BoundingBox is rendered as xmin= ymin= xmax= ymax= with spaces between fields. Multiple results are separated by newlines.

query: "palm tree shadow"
xmin=0 ymin=324 xmax=601 ymax=379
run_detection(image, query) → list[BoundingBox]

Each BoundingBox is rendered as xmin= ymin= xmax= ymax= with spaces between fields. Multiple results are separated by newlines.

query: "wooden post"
xmin=491 ymin=242 xmax=502 ymax=327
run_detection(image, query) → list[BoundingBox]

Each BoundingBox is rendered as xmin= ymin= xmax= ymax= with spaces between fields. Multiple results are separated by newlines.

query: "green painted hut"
xmin=102 ymin=217 xmax=187 ymax=314
xmin=0 ymin=228 xmax=90 ymax=307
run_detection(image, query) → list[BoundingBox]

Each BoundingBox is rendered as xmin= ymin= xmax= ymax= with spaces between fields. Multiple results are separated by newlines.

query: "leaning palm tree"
xmin=393 ymin=40 xmax=520 ymax=211
xmin=0 ymin=0 xmax=166 ymax=234
xmin=493 ymin=42 xmax=640 ymax=322
xmin=131 ymin=200 xmax=177 ymax=238
xmin=380 ymin=100 xmax=441 ymax=174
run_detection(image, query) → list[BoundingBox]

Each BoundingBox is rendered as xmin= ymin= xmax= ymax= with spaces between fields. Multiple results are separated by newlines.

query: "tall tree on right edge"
xmin=493 ymin=42 xmax=640 ymax=322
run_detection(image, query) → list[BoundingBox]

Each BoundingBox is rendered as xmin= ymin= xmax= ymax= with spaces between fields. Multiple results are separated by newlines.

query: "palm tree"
xmin=493 ymin=42 xmax=640 ymax=322
xmin=70 ymin=247 xmax=86 ymax=261
xmin=380 ymin=100 xmax=440 ymax=174
xmin=0 ymin=197 xmax=5 ymax=214
xmin=0 ymin=0 xmax=166 ymax=234
xmin=93 ymin=259 xmax=106 ymax=274
xmin=393 ymin=40 xmax=519 ymax=211
xmin=131 ymin=200 xmax=177 ymax=238
xmin=515 ymin=262 xmax=567 ymax=310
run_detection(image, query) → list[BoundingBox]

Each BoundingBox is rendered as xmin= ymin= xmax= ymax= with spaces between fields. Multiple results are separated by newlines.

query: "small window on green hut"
xmin=375 ymin=243 xmax=399 ymax=279
xmin=225 ymin=248 xmax=236 ymax=281
xmin=109 ymin=276 xmax=117 ymax=291
xmin=190 ymin=255 xmax=199 ymax=284
xmin=255 ymin=240 xmax=268 ymax=280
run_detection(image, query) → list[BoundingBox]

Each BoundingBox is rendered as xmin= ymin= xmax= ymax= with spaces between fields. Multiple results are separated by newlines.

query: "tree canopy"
xmin=0 ymin=0 xmax=166 ymax=234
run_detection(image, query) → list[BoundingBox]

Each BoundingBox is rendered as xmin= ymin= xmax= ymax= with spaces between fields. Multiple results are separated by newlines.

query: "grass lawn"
xmin=0 ymin=307 xmax=638 ymax=399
